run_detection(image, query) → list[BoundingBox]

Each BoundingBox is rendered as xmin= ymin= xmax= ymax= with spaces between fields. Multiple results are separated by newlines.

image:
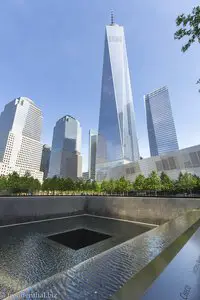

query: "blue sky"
xmin=0 ymin=0 xmax=199 ymax=171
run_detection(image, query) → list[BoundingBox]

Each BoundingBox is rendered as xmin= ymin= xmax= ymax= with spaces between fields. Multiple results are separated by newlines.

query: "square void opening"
xmin=48 ymin=229 xmax=111 ymax=250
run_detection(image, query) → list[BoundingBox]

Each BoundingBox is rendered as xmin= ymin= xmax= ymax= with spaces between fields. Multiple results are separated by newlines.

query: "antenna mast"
xmin=111 ymin=11 xmax=114 ymax=25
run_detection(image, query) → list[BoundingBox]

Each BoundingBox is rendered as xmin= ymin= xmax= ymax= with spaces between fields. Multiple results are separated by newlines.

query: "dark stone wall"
xmin=1 ymin=196 xmax=200 ymax=225
xmin=86 ymin=196 xmax=200 ymax=224
xmin=0 ymin=196 xmax=85 ymax=225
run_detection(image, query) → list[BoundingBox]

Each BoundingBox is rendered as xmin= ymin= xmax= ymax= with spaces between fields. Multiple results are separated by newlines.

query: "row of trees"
xmin=0 ymin=171 xmax=200 ymax=196
xmin=42 ymin=177 xmax=99 ymax=194
xmin=0 ymin=172 xmax=41 ymax=195
xmin=133 ymin=171 xmax=199 ymax=194
xmin=99 ymin=172 xmax=200 ymax=195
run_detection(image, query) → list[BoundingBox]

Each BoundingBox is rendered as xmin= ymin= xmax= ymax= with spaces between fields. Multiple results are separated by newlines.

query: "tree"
xmin=7 ymin=172 xmax=41 ymax=195
xmin=24 ymin=171 xmax=31 ymax=178
xmin=84 ymin=180 xmax=92 ymax=192
xmin=49 ymin=176 xmax=58 ymax=195
xmin=101 ymin=180 xmax=116 ymax=195
xmin=175 ymin=6 xmax=200 ymax=52
xmin=30 ymin=178 xmax=41 ymax=193
xmin=193 ymin=175 xmax=200 ymax=192
xmin=64 ymin=178 xmax=75 ymax=192
xmin=7 ymin=172 xmax=21 ymax=194
xmin=75 ymin=179 xmax=84 ymax=192
xmin=133 ymin=175 xmax=146 ymax=191
xmin=0 ymin=176 xmax=7 ymax=192
xmin=106 ymin=179 xmax=116 ymax=195
xmin=176 ymin=172 xmax=198 ymax=194
xmin=145 ymin=171 xmax=162 ymax=193
xmin=174 ymin=6 xmax=200 ymax=90
xmin=42 ymin=178 xmax=52 ymax=194
xmin=91 ymin=181 xmax=99 ymax=193
xmin=56 ymin=178 xmax=65 ymax=193
xmin=160 ymin=172 xmax=174 ymax=192
xmin=100 ymin=180 xmax=108 ymax=194
xmin=19 ymin=175 xmax=31 ymax=194
xmin=114 ymin=177 xmax=132 ymax=195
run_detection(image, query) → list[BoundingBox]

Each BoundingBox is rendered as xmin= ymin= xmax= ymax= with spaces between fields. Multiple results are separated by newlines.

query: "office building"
xmin=103 ymin=144 xmax=200 ymax=182
xmin=48 ymin=115 xmax=82 ymax=179
xmin=40 ymin=144 xmax=51 ymax=179
xmin=96 ymin=16 xmax=139 ymax=180
xmin=145 ymin=86 xmax=179 ymax=156
xmin=0 ymin=97 xmax=43 ymax=182
xmin=82 ymin=171 xmax=89 ymax=181
xmin=88 ymin=130 xmax=98 ymax=180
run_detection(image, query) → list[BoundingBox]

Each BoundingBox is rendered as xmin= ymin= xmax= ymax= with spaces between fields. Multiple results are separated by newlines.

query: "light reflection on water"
xmin=8 ymin=211 xmax=200 ymax=300
xmin=0 ymin=215 xmax=151 ymax=299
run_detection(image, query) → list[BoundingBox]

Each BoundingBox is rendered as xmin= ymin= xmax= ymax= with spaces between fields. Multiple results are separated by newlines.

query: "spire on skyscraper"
xmin=111 ymin=11 xmax=114 ymax=25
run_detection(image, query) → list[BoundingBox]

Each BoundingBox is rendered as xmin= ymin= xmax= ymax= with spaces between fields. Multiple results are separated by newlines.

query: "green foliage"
xmin=75 ymin=179 xmax=85 ymax=191
xmin=7 ymin=172 xmax=21 ymax=194
xmin=145 ymin=171 xmax=162 ymax=191
xmin=174 ymin=6 xmax=200 ymax=90
xmin=174 ymin=6 xmax=200 ymax=52
xmin=108 ymin=179 xmax=116 ymax=194
xmin=101 ymin=180 xmax=111 ymax=194
xmin=0 ymin=172 xmax=41 ymax=195
xmin=57 ymin=177 xmax=66 ymax=192
xmin=24 ymin=171 xmax=31 ymax=178
xmin=1 ymin=170 xmax=200 ymax=196
xmin=41 ymin=177 xmax=100 ymax=194
xmin=160 ymin=172 xmax=174 ymax=192
xmin=65 ymin=178 xmax=75 ymax=191
xmin=42 ymin=177 xmax=75 ymax=193
xmin=0 ymin=176 xmax=7 ymax=191
xmin=176 ymin=172 xmax=198 ymax=193
xmin=91 ymin=181 xmax=99 ymax=192
xmin=114 ymin=177 xmax=132 ymax=195
xmin=49 ymin=176 xmax=58 ymax=193
xmin=133 ymin=174 xmax=146 ymax=191
xmin=42 ymin=178 xmax=51 ymax=192
xmin=100 ymin=177 xmax=132 ymax=195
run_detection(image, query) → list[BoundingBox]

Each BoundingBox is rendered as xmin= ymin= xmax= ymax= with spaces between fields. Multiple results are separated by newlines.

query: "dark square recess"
xmin=48 ymin=229 xmax=111 ymax=250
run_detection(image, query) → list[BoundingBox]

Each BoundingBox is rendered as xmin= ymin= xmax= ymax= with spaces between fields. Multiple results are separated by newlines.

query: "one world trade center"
xmin=96 ymin=15 xmax=139 ymax=180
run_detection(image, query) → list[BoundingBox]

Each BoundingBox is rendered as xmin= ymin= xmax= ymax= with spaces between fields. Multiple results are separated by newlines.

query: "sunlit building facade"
xmin=145 ymin=86 xmax=179 ymax=156
xmin=48 ymin=115 xmax=82 ymax=179
xmin=104 ymin=145 xmax=200 ymax=182
xmin=0 ymin=97 xmax=43 ymax=182
xmin=96 ymin=18 xmax=139 ymax=180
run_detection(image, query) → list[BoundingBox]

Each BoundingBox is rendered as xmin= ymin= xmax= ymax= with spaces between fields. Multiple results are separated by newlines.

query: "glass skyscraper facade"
xmin=96 ymin=19 xmax=139 ymax=179
xmin=48 ymin=115 xmax=82 ymax=179
xmin=88 ymin=129 xmax=98 ymax=180
xmin=145 ymin=86 xmax=179 ymax=156
xmin=40 ymin=144 xmax=51 ymax=179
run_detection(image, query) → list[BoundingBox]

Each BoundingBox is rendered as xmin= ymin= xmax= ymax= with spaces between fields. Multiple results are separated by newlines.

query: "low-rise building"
xmin=98 ymin=144 xmax=200 ymax=182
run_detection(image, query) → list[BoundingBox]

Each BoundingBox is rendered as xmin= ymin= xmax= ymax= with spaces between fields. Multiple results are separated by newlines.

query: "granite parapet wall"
xmin=86 ymin=196 xmax=200 ymax=224
xmin=1 ymin=196 xmax=200 ymax=225
xmin=0 ymin=196 xmax=86 ymax=225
